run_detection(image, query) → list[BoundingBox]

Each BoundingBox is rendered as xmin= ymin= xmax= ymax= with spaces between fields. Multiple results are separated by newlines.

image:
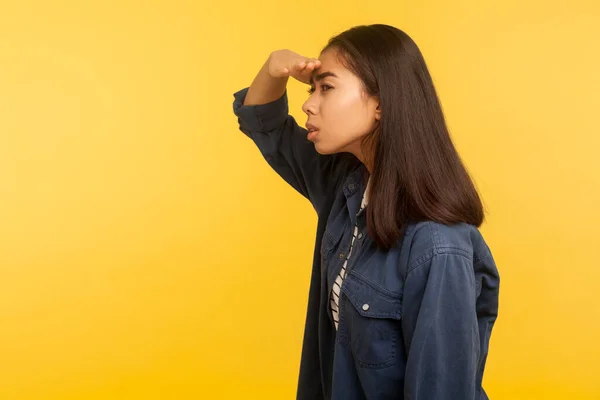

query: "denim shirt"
xmin=232 ymin=87 xmax=500 ymax=400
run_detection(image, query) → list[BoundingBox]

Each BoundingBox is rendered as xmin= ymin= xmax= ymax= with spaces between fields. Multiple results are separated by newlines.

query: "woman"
xmin=232 ymin=24 xmax=500 ymax=400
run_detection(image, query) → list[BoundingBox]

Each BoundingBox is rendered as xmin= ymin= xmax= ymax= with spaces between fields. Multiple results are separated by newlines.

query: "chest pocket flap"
xmin=341 ymin=272 xmax=402 ymax=320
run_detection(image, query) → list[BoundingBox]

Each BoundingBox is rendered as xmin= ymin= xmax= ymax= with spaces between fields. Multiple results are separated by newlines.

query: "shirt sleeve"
xmin=232 ymin=87 xmax=350 ymax=214
xmin=402 ymin=251 xmax=480 ymax=400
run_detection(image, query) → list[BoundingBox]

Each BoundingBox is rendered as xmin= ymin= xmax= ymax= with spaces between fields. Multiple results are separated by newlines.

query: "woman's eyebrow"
xmin=309 ymin=71 xmax=338 ymax=85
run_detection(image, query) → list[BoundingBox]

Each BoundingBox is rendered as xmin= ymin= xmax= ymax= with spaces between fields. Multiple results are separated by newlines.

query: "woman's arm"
xmin=232 ymin=51 xmax=352 ymax=214
xmin=402 ymin=251 xmax=480 ymax=399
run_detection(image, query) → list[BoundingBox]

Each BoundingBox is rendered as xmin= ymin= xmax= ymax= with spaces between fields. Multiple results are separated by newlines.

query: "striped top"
xmin=330 ymin=176 xmax=371 ymax=330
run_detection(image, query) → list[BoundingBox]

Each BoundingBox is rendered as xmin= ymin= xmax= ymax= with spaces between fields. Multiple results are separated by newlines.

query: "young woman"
xmin=232 ymin=24 xmax=500 ymax=400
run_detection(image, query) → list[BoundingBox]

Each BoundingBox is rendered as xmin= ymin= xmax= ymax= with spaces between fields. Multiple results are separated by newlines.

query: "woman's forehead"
xmin=318 ymin=52 xmax=367 ymax=91
xmin=318 ymin=48 xmax=344 ymax=70
xmin=315 ymin=49 xmax=354 ymax=81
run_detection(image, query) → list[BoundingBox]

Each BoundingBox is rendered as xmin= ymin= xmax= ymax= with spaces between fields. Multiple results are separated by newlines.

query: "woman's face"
xmin=302 ymin=48 xmax=380 ymax=159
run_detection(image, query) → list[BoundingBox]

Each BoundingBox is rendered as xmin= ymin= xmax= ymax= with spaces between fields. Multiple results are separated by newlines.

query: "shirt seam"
xmin=406 ymin=249 xmax=474 ymax=278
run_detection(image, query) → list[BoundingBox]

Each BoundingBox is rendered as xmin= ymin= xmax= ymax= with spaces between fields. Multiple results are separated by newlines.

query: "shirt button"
xmin=338 ymin=253 xmax=345 ymax=259
xmin=357 ymin=232 xmax=363 ymax=240
xmin=362 ymin=304 xmax=370 ymax=311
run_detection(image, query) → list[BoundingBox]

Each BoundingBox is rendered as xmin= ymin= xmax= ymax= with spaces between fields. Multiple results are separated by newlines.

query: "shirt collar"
xmin=343 ymin=162 xmax=369 ymax=198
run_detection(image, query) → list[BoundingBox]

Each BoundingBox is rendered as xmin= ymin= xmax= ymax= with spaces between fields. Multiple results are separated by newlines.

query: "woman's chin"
xmin=314 ymin=141 xmax=344 ymax=155
xmin=314 ymin=142 xmax=332 ymax=155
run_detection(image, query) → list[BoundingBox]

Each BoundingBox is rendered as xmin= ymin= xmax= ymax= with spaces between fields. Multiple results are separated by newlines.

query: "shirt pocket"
xmin=340 ymin=272 xmax=403 ymax=369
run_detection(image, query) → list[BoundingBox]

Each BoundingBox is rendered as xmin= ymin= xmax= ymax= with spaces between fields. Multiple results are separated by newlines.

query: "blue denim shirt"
xmin=232 ymin=87 xmax=500 ymax=400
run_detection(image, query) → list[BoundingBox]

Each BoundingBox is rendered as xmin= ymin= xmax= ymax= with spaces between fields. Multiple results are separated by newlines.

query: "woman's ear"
xmin=375 ymin=103 xmax=382 ymax=121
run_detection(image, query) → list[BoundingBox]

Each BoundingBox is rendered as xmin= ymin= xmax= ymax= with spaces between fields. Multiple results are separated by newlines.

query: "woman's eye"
xmin=306 ymin=84 xmax=332 ymax=95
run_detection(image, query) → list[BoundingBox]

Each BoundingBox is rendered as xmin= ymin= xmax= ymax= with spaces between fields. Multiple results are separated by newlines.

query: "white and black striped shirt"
xmin=330 ymin=177 xmax=370 ymax=330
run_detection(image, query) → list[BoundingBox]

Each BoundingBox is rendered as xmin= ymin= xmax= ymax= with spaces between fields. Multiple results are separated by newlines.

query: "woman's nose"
xmin=302 ymin=98 xmax=316 ymax=115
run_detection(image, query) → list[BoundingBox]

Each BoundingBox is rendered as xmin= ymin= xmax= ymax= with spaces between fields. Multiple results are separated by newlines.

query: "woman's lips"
xmin=307 ymin=129 xmax=319 ymax=141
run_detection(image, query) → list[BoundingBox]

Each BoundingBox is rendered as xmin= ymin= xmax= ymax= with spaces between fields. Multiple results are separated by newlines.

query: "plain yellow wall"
xmin=1 ymin=0 xmax=599 ymax=399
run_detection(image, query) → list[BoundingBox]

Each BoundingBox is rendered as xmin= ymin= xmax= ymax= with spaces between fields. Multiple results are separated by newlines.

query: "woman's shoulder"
xmin=403 ymin=221 xmax=493 ymax=266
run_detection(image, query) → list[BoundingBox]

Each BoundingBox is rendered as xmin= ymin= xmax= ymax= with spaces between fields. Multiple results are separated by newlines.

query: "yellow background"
xmin=1 ymin=0 xmax=599 ymax=399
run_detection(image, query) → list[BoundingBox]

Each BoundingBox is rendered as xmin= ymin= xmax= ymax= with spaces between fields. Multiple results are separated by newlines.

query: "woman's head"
xmin=304 ymin=24 xmax=484 ymax=249
xmin=301 ymin=47 xmax=380 ymax=159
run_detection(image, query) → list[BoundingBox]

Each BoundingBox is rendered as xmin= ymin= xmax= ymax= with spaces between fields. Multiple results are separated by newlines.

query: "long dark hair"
xmin=323 ymin=24 xmax=484 ymax=250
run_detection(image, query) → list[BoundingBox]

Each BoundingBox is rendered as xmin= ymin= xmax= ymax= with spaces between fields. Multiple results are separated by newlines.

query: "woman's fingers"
xmin=281 ymin=55 xmax=322 ymax=84
xmin=296 ymin=58 xmax=320 ymax=71
xmin=307 ymin=58 xmax=321 ymax=67
xmin=267 ymin=51 xmax=320 ymax=81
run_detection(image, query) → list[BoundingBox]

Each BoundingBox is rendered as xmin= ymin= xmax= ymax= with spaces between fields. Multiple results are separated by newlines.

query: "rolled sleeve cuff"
xmin=232 ymin=87 xmax=289 ymax=132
